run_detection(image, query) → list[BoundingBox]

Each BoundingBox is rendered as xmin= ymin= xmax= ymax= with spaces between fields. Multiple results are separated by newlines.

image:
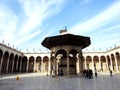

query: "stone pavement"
xmin=0 ymin=73 xmax=120 ymax=90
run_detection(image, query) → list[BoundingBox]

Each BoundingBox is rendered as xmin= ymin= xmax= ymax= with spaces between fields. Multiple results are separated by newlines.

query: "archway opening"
xmin=100 ymin=56 xmax=106 ymax=72
xmin=69 ymin=49 xmax=77 ymax=75
xmin=43 ymin=56 xmax=49 ymax=73
xmin=8 ymin=53 xmax=14 ymax=73
xmin=36 ymin=56 xmax=42 ymax=72
xmin=21 ymin=56 xmax=27 ymax=73
xmin=1 ymin=51 xmax=9 ymax=74
xmin=28 ymin=56 xmax=34 ymax=72
xmin=116 ymin=52 xmax=120 ymax=71
xmin=86 ymin=56 xmax=92 ymax=70
xmin=93 ymin=56 xmax=99 ymax=71
xmin=56 ymin=49 xmax=67 ymax=76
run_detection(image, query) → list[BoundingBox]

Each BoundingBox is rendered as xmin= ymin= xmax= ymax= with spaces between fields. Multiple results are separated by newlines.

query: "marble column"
xmin=91 ymin=57 xmax=94 ymax=73
xmin=50 ymin=57 xmax=52 ymax=76
xmin=34 ymin=59 xmax=36 ymax=72
xmin=79 ymin=51 xmax=83 ymax=76
xmin=6 ymin=57 xmax=10 ymax=73
xmin=84 ymin=58 xmax=87 ymax=70
xmin=110 ymin=56 xmax=113 ymax=71
xmin=105 ymin=56 xmax=109 ymax=72
xmin=11 ymin=57 xmax=15 ymax=73
xmin=26 ymin=59 xmax=29 ymax=72
xmin=98 ymin=57 xmax=101 ymax=71
xmin=19 ymin=59 xmax=22 ymax=72
xmin=67 ymin=53 xmax=70 ymax=76
xmin=41 ymin=59 xmax=43 ymax=73
xmin=114 ymin=55 xmax=119 ymax=72
xmin=48 ymin=59 xmax=51 ymax=75
xmin=16 ymin=58 xmax=19 ymax=72
xmin=0 ymin=56 xmax=4 ymax=74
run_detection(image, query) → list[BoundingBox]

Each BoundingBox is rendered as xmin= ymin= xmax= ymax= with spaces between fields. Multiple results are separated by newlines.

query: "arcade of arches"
xmin=0 ymin=45 xmax=120 ymax=75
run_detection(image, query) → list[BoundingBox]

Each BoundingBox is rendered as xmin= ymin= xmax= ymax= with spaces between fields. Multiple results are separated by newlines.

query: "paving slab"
xmin=0 ymin=73 xmax=120 ymax=90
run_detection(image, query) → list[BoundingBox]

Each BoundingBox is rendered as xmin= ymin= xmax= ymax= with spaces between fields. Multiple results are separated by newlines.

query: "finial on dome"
xmin=59 ymin=26 xmax=67 ymax=34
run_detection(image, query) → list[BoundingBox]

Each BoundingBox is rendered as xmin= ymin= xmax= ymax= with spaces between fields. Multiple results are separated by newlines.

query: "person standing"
xmin=95 ymin=69 xmax=97 ymax=78
xmin=110 ymin=70 xmax=113 ymax=77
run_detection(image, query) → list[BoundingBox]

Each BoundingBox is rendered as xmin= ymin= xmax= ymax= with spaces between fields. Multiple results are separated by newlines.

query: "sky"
xmin=0 ymin=0 xmax=120 ymax=52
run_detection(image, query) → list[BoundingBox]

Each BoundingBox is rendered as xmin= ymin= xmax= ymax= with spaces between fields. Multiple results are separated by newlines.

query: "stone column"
xmin=79 ymin=51 xmax=83 ymax=76
xmin=91 ymin=57 xmax=94 ymax=73
xmin=76 ymin=56 xmax=79 ymax=74
xmin=105 ymin=56 xmax=109 ymax=72
xmin=98 ymin=56 xmax=101 ymax=71
xmin=50 ymin=56 xmax=52 ymax=76
xmin=41 ymin=59 xmax=43 ymax=73
xmin=110 ymin=56 xmax=113 ymax=71
xmin=20 ymin=58 xmax=22 ymax=72
xmin=114 ymin=55 xmax=119 ymax=72
xmin=84 ymin=58 xmax=87 ymax=70
xmin=6 ymin=57 xmax=10 ymax=73
xmin=26 ymin=59 xmax=29 ymax=72
xmin=34 ymin=59 xmax=36 ymax=72
xmin=12 ymin=57 xmax=15 ymax=73
xmin=0 ymin=56 xmax=4 ymax=74
xmin=16 ymin=58 xmax=19 ymax=72
xmin=67 ymin=52 xmax=70 ymax=76
xmin=48 ymin=58 xmax=51 ymax=74
xmin=54 ymin=56 xmax=57 ymax=76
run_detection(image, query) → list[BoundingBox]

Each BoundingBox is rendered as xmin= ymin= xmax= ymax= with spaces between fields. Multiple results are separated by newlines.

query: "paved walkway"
xmin=0 ymin=73 xmax=120 ymax=90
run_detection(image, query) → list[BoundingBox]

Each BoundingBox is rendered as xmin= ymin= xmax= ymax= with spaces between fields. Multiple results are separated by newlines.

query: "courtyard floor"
xmin=0 ymin=73 xmax=120 ymax=90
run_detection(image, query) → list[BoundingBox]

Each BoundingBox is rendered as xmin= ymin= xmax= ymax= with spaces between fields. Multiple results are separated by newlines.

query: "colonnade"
xmin=21 ymin=55 xmax=50 ymax=74
xmin=0 ymin=43 xmax=120 ymax=75
xmin=0 ymin=51 xmax=22 ymax=74
xmin=83 ymin=52 xmax=120 ymax=73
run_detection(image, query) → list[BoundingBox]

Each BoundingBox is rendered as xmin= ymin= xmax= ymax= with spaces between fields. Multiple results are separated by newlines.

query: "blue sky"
xmin=0 ymin=0 xmax=120 ymax=52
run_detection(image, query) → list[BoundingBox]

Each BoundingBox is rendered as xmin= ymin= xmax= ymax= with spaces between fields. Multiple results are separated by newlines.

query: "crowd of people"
xmin=83 ymin=69 xmax=93 ymax=79
xmin=52 ymin=68 xmax=113 ymax=78
xmin=83 ymin=69 xmax=113 ymax=79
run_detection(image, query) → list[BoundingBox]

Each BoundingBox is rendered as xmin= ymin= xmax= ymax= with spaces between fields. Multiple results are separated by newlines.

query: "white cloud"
xmin=14 ymin=30 xmax=41 ymax=45
xmin=16 ymin=0 xmax=66 ymax=46
xmin=0 ymin=4 xmax=18 ymax=43
xmin=69 ymin=1 xmax=120 ymax=34
xmin=0 ymin=0 xmax=66 ymax=47
xmin=90 ymin=24 xmax=120 ymax=36
xmin=104 ymin=24 xmax=120 ymax=32
xmin=18 ymin=0 xmax=66 ymax=35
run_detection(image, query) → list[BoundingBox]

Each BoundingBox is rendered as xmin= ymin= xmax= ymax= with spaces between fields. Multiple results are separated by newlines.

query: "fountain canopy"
xmin=41 ymin=30 xmax=91 ymax=49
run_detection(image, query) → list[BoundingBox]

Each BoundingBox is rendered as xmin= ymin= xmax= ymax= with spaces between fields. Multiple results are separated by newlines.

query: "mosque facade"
xmin=0 ymin=42 xmax=120 ymax=75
